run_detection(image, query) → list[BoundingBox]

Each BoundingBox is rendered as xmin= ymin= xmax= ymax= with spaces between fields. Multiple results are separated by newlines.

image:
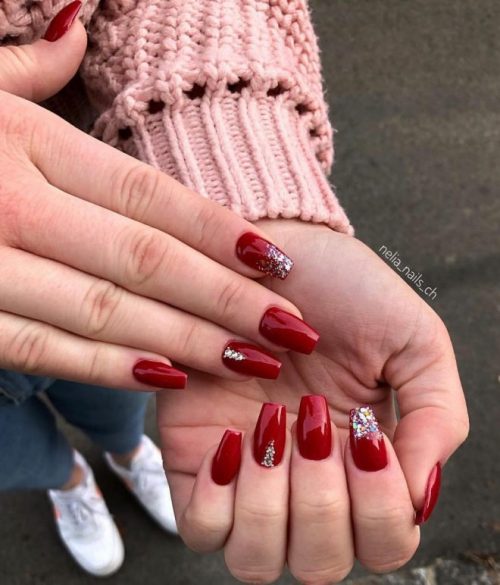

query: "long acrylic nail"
xmin=259 ymin=307 xmax=319 ymax=354
xmin=349 ymin=406 xmax=388 ymax=471
xmin=43 ymin=1 xmax=82 ymax=42
xmin=415 ymin=463 xmax=442 ymax=525
xmin=211 ymin=430 xmax=242 ymax=486
xmin=133 ymin=360 xmax=187 ymax=389
xmin=222 ymin=341 xmax=281 ymax=379
xmin=297 ymin=395 xmax=332 ymax=460
xmin=253 ymin=403 xmax=286 ymax=468
xmin=236 ymin=232 xmax=293 ymax=280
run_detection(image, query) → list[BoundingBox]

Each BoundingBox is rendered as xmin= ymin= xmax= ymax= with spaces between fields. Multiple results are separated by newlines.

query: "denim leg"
xmin=0 ymin=396 xmax=74 ymax=491
xmin=46 ymin=381 xmax=150 ymax=455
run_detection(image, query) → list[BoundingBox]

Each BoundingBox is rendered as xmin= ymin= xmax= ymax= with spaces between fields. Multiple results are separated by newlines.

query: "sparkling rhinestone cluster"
xmin=261 ymin=440 xmax=276 ymax=467
xmin=350 ymin=406 xmax=382 ymax=439
xmin=256 ymin=244 xmax=294 ymax=280
xmin=223 ymin=347 xmax=245 ymax=361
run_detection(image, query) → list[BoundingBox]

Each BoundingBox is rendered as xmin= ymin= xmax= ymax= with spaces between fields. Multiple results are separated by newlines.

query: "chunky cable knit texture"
xmin=0 ymin=0 xmax=352 ymax=234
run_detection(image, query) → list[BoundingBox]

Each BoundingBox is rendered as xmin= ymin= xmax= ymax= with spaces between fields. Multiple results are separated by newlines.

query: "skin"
xmin=158 ymin=220 xmax=469 ymax=583
xmin=0 ymin=20 xmax=468 ymax=583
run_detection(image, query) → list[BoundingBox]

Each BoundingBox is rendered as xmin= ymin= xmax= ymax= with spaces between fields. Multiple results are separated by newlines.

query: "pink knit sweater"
xmin=0 ymin=0 xmax=352 ymax=234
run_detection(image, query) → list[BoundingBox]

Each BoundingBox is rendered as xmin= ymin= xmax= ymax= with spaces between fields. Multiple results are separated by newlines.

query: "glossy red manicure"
xmin=211 ymin=430 xmax=242 ymax=486
xmin=133 ymin=360 xmax=187 ymax=389
xmin=236 ymin=232 xmax=293 ymax=280
xmin=349 ymin=406 xmax=388 ymax=471
xmin=415 ymin=463 xmax=442 ymax=525
xmin=222 ymin=342 xmax=281 ymax=379
xmin=253 ymin=403 xmax=286 ymax=468
xmin=43 ymin=1 xmax=82 ymax=42
xmin=297 ymin=395 xmax=332 ymax=460
xmin=259 ymin=307 xmax=319 ymax=354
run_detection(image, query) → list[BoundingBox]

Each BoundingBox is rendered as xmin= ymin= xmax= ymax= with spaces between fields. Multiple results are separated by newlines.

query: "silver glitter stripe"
xmin=223 ymin=347 xmax=245 ymax=361
xmin=261 ymin=440 xmax=276 ymax=467
xmin=256 ymin=244 xmax=294 ymax=280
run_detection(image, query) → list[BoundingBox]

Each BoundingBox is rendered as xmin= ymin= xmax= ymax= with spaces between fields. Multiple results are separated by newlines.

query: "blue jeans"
xmin=0 ymin=371 xmax=150 ymax=491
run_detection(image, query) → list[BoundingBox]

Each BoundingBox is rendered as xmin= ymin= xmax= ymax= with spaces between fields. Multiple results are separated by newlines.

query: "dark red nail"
xmin=43 ymin=1 xmax=82 ymax=42
xmin=415 ymin=463 xmax=442 ymax=525
xmin=349 ymin=406 xmax=388 ymax=471
xmin=259 ymin=307 xmax=319 ymax=354
xmin=211 ymin=430 xmax=242 ymax=486
xmin=297 ymin=395 xmax=332 ymax=460
xmin=236 ymin=232 xmax=293 ymax=280
xmin=222 ymin=342 xmax=281 ymax=379
xmin=133 ymin=360 xmax=187 ymax=389
xmin=253 ymin=403 xmax=286 ymax=468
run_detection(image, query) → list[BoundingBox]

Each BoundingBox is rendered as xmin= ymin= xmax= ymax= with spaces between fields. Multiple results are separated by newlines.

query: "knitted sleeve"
xmin=0 ymin=0 xmax=99 ymax=44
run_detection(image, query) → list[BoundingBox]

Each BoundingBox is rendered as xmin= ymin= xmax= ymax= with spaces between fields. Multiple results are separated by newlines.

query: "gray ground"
xmin=1 ymin=1 xmax=499 ymax=583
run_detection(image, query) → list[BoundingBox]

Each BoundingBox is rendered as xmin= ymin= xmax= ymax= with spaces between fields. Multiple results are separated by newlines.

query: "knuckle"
xmin=81 ymin=279 xmax=123 ymax=337
xmin=181 ymin=507 xmax=227 ymax=553
xmin=294 ymin=493 xmax=349 ymax=524
xmin=190 ymin=203 xmax=221 ymax=250
xmin=122 ymin=227 xmax=169 ymax=286
xmin=115 ymin=164 xmax=162 ymax=221
xmin=173 ymin=320 xmax=200 ymax=362
xmin=84 ymin=345 xmax=107 ymax=385
xmin=237 ymin=501 xmax=284 ymax=528
xmin=291 ymin=563 xmax=353 ymax=585
xmin=215 ymin=278 xmax=247 ymax=321
xmin=356 ymin=504 xmax=410 ymax=529
xmin=227 ymin=566 xmax=282 ymax=585
xmin=10 ymin=322 xmax=50 ymax=372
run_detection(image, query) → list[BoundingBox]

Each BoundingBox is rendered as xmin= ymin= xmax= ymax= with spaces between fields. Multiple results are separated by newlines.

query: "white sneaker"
xmin=105 ymin=435 xmax=178 ymax=535
xmin=48 ymin=451 xmax=124 ymax=577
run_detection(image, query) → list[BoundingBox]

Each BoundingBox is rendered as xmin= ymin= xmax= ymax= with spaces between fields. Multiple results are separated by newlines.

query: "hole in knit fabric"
xmin=295 ymin=103 xmax=311 ymax=115
xmin=310 ymin=128 xmax=320 ymax=137
xmin=118 ymin=127 xmax=133 ymax=140
xmin=184 ymin=84 xmax=206 ymax=99
xmin=267 ymin=84 xmax=286 ymax=97
xmin=148 ymin=100 xmax=165 ymax=114
xmin=227 ymin=79 xmax=250 ymax=94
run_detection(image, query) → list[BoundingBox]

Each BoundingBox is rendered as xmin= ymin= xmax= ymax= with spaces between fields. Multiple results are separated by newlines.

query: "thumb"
xmin=384 ymin=312 xmax=469 ymax=524
xmin=0 ymin=1 xmax=86 ymax=102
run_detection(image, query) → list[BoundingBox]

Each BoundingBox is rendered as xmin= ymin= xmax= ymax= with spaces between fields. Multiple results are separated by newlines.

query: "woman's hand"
xmin=0 ymin=22 xmax=314 ymax=390
xmin=158 ymin=219 xmax=469 ymax=583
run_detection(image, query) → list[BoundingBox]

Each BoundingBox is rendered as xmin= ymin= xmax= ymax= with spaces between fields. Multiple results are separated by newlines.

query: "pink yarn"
xmin=0 ymin=0 xmax=353 ymax=234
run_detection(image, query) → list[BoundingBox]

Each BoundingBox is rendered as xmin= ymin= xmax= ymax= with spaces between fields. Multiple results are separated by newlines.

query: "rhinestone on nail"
xmin=223 ymin=347 xmax=246 ymax=361
xmin=261 ymin=440 xmax=276 ymax=467
xmin=350 ymin=406 xmax=382 ymax=440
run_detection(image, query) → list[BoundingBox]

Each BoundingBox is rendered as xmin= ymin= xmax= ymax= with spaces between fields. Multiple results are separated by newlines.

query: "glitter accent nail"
xmin=349 ymin=406 xmax=387 ymax=471
xmin=223 ymin=347 xmax=246 ymax=361
xmin=236 ymin=232 xmax=294 ymax=280
xmin=350 ymin=406 xmax=383 ymax=440
xmin=261 ymin=440 xmax=276 ymax=467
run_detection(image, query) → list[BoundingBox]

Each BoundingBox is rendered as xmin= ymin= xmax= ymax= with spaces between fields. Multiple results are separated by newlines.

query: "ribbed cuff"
xmin=92 ymin=93 xmax=353 ymax=235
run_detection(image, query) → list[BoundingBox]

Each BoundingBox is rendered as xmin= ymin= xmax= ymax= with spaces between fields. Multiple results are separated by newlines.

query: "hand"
xmin=158 ymin=219 xmax=469 ymax=583
xmin=0 ymin=19 xmax=314 ymax=389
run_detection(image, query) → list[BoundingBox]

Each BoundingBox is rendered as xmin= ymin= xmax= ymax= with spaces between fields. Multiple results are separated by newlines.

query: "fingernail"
xmin=253 ymin=403 xmax=286 ymax=468
xmin=415 ymin=462 xmax=442 ymax=525
xmin=236 ymin=232 xmax=293 ymax=280
xmin=349 ymin=406 xmax=388 ymax=471
xmin=297 ymin=395 xmax=332 ymax=460
xmin=259 ymin=307 xmax=319 ymax=354
xmin=222 ymin=341 xmax=281 ymax=379
xmin=133 ymin=360 xmax=187 ymax=389
xmin=43 ymin=1 xmax=82 ymax=42
xmin=211 ymin=430 xmax=242 ymax=486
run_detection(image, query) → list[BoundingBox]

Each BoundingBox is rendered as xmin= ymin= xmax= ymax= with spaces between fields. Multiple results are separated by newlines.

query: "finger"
xmin=346 ymin=407 xmax=419 ymax=574
xmin=27 ymin=105 xmax=295 ymax=280
xmin=225 ymin=403 xmax=289 ymax=584
xmin=383 ymin=309 xmax=469 ymax=523
xmin=179 ymin=430 xmax=242 ymax=553
xmin=0 ymin=247 xmax=281 ymax=380
xmin=288 ymin=396 xmax=353 ymax=584
xmin=0 ymin=4 xmax=86 ymax=101
xmin=0 ymin=310 xmax=185 ymax=391
xmin=9 ymin=179 xmax=315 ymax=354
